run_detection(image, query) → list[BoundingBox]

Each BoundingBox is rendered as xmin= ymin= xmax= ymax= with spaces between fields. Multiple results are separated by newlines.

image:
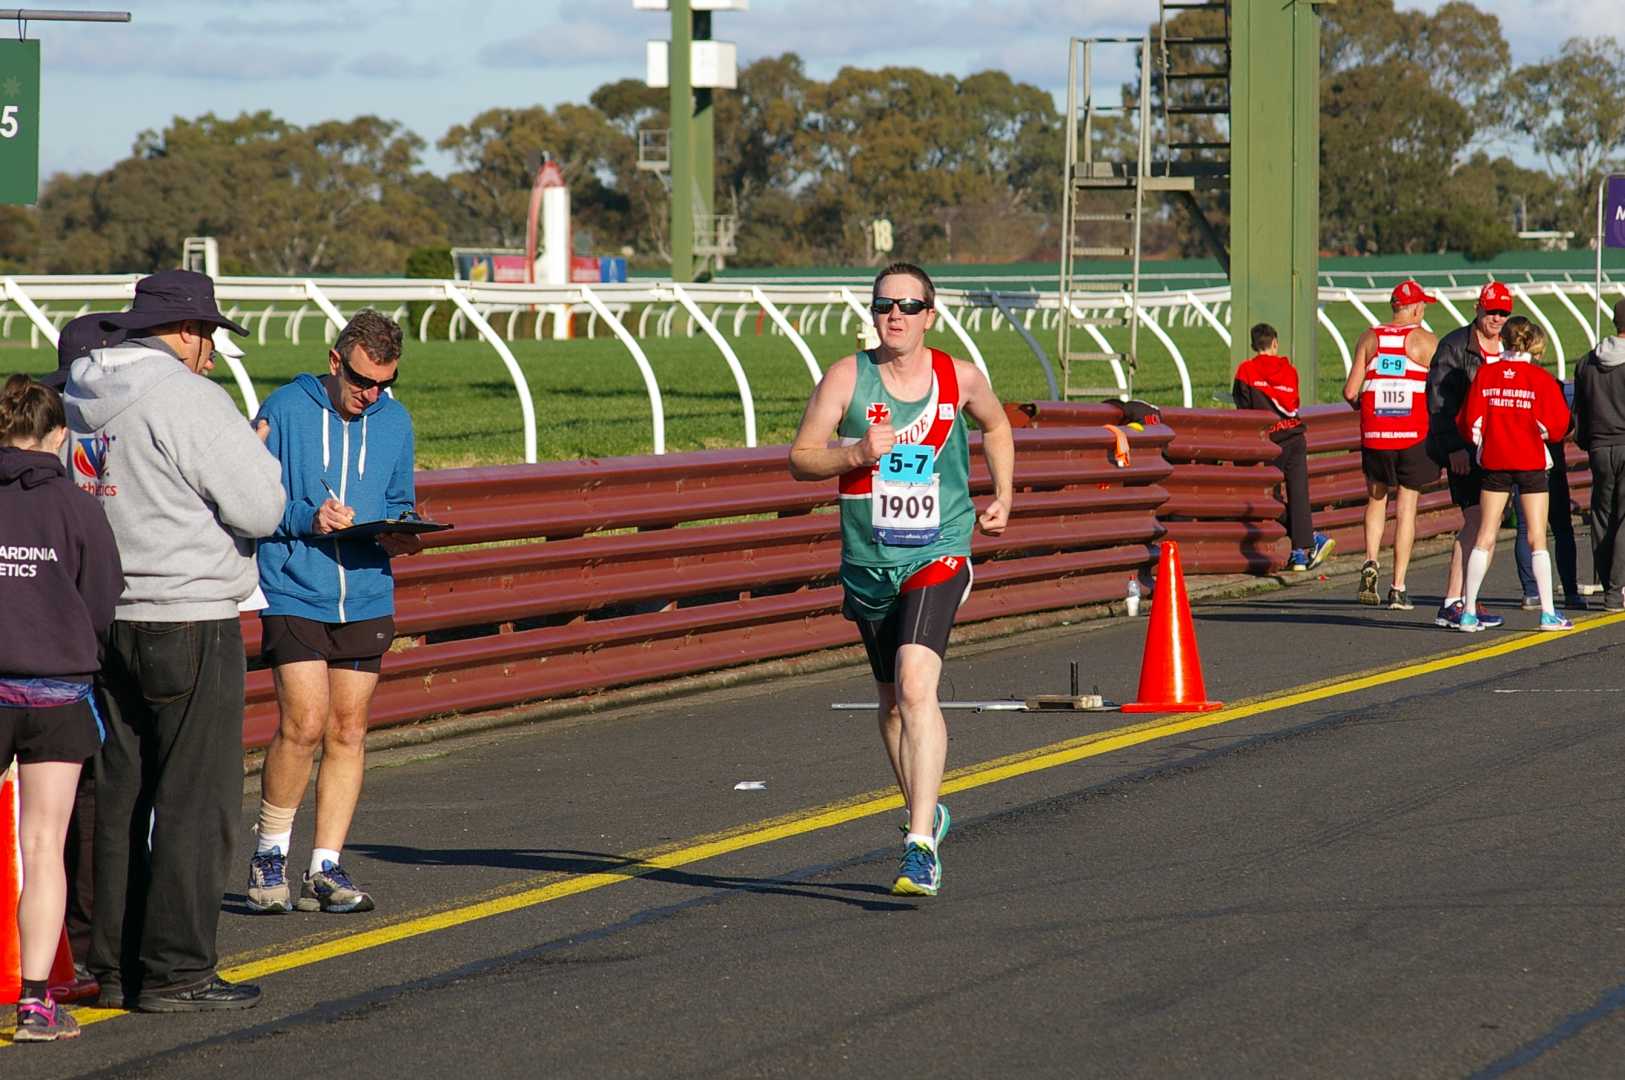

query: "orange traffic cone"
xmin=1121 ymin=541 xmax=1224 ymax=713
xmin=1 ymin=761 xmax=86 ymax=1006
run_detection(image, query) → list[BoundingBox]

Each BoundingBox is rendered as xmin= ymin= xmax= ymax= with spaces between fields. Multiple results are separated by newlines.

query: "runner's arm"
xmin=959 ymin=362 xmax=1013 ymax=534
xmin=1342 ymin=331 xmax=1374 ymax=408
xmin=788 ymin=356 xmax=868 ymax=480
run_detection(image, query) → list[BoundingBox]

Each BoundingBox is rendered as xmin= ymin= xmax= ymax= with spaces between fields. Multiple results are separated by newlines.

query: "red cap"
xmin=1478 ymin=281 xmax=1514 ymax=314
xmin=1390 ymin=279 xmax=1438 ymax=306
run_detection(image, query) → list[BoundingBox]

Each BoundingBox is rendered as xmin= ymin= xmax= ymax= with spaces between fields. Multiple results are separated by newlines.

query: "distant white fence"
xmin=4 ymin=273 xmax=1623 ymax=463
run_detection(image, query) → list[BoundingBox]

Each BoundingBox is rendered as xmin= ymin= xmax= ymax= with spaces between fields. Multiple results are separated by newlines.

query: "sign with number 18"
xmin=0 ymin=41 xmax=40 ymax=205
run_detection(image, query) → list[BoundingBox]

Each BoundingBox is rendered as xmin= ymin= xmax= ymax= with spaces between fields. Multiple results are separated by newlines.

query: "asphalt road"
xmin=7 ymin=546 xmax=1625 ymax=1078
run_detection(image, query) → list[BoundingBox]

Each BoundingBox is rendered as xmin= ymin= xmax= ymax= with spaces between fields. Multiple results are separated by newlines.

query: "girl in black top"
xmin=0 ymin=374 xmax=122 ymax=1041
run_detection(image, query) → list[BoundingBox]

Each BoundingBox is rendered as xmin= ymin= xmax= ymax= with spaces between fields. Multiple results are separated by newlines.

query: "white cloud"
xmin=346 ymin=50 xmax=442 ymax=81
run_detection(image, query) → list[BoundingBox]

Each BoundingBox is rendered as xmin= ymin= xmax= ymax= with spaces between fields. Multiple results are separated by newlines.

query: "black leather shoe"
xmin=136 ymin=976 xmax=261 ymax=1013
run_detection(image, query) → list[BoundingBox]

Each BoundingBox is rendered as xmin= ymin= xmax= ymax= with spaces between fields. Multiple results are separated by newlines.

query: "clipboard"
xmin=325 ymin=518 xmax=454 ymax=541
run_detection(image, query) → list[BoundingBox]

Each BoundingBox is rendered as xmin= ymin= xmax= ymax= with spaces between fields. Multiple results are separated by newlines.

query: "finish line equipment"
xmin=1 ymin=759 xmax=78 ymax=1006
xmin=1122 ymin=541 xmax=1223 ymax=713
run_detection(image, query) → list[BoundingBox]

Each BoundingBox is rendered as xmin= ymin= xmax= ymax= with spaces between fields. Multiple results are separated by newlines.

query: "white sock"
xmin=256 ymin=830 xmax=291 ymax=857
xmin=1531 ymin=550 xmax=1555 ymax=615
xmin=310 ymin=847 xmax=341 ymax=876
xmin=904 ymin=832 xmax=936 ymax=853
xmin=1465 ymin=548 xmax=1491 ymax=613
xmin=1444 ymin=596 xmax=1463 ymax=607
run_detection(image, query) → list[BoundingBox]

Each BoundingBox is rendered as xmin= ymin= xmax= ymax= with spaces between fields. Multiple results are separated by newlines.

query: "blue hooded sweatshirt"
xmin=254 ymin=373 xmax=415 ymax=623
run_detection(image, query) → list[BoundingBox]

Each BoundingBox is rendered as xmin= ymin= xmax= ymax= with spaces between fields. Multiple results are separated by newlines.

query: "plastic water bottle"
xmin=1125 ymin=576 xmax=1141 ymax=617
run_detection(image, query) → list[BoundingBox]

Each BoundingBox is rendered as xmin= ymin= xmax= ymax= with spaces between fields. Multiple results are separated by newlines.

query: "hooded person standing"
xmin=244 ymin=310 xmax=418 ymax=918
xmin=62 ymin=269 xmax=286 ymax=1013
xmin=1573 ymin=297 xmax=1625 ymax=610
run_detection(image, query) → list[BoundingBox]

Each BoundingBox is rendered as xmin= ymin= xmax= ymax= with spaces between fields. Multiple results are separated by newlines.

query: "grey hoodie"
xmin=1574 ymin=336 xmax=1625 ymax=451
xmin=63 ymin=338 xmax=287 ymax=621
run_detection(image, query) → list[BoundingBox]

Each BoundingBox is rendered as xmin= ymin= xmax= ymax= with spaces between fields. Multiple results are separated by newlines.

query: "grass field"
xmin=0 ymin=291 xmax=1604 ymax=469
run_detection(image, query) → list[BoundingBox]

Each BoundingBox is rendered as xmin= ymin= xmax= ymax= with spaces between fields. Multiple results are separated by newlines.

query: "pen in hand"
xmin=317 ymin=479 xmax=354 ymax=534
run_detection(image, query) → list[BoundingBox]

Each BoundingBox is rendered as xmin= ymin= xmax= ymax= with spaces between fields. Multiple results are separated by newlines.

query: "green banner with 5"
xmin=0 ymin=40 xmax=40 ymax=205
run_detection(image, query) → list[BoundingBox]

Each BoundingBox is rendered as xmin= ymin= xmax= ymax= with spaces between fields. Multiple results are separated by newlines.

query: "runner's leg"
xmin=875 ymin=683 xmax=906 ymax=804
xmin=261 ymin=660 xmax=331 ymax=818
xmin=312 ymin=666 xmax=380 ymax=856
xmin=1466 ymin=492 xmax=1509 ymax=613
xmin=1392 ymin=486 xmax=1420 ymax=591
xmin=1520 ymin=490 xmax=1554 ymax=614
xmin=17 ymin=760 xmax=81 ymax=982
xmin=894 ymin=643 xmax=946 ymax=839
xmin=1363 ymin=480 xmax=1390 ymax=564
xmin=1447 ymin=504 xmax=1482 ymax=602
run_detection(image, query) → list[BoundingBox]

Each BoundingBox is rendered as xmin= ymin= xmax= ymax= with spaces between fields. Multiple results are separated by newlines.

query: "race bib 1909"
xmin=873 ymin=472 xmax=941 ymax=546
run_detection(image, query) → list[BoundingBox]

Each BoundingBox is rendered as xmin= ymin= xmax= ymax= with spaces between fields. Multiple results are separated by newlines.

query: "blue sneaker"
xmin=246 ymin=846 xmax=292 ymax=914
xmin=1288 ymin=548 xmax=1310 ymax=571
xmin=1457 ymin=611 xmax=1484 ymax=632
xmin=1307 ymin=532 xmax=1336 ymax=570
xmin=1435 ymin=600 xmax=1463 ymax=628
xmin=1476 ymin=605 xmax=1504 ymax=629
xmin=892 ymin=842 xmax=940 ymax=896
xmin=1539 ymin=612 xmax=1574 ymax=631
xmin=297 ymin=861 xmax=374 ymax=913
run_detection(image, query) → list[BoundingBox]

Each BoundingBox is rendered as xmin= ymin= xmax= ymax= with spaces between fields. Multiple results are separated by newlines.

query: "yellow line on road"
xmin=11 ymin=611 xmax=1623 ymax=1041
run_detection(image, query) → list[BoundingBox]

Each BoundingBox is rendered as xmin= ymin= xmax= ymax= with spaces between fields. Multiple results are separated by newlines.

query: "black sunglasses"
xmin=870 ymin=297 xmax=931 ymax=316
xmin=340 ymin=356 xmax=397 ymax=393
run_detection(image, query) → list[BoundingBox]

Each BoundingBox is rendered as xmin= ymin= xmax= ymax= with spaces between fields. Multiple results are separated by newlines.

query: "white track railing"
xmin=5 ymin=274 xmax=1623 ymax=461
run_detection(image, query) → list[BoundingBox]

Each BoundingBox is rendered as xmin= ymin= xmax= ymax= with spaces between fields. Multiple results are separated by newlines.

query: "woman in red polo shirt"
xmin=1455 ymin=318 xmax=1573 ymax=631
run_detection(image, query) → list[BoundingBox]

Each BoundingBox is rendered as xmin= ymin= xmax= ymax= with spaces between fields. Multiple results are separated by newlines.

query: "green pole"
xmin=1229 ymin=0 xmax=1322 ymax=398
xmin=669 ymin=0 xmax=694 ymax=282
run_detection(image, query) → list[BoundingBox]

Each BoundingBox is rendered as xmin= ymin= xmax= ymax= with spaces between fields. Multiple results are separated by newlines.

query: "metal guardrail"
xmin=235 ymin=427 xmax=1175 ymax=747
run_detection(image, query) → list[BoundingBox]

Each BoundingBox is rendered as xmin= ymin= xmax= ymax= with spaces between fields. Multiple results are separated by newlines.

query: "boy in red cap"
xmin=1427 ymin=281 xmax=1515 ymax=628
xmin=1233 ymin=322 xmax=1333 ymax=570
xmin=1341 ymin=279 xmax=1441 ymax=609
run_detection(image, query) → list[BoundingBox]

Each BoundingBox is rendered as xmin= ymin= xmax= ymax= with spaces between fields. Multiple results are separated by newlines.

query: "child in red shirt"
xmin=1455 ymin=317 xmax=1573 ymax=630
xmin=1232 ymin=323 xmax=1333 ymax=571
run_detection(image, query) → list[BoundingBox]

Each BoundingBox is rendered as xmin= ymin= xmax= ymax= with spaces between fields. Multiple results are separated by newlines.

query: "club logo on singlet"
xmin=866 ymin=402 xmax=890 ymax=424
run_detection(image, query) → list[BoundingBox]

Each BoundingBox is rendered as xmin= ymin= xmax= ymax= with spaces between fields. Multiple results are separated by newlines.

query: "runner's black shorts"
xmin=260 ymin=614 xmax=396 ymax=673
xmin=1360 ymin=442 xmax=1438 ymax=491
xmin=1482 ymin=468 xmax=1548 ymax=494
xmin=0 ymin=697 xmax=103 ymax=765
xmin=842 ymin=556 xmax=972 ymax=685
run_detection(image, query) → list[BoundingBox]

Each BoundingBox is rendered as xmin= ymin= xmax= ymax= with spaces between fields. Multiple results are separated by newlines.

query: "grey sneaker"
xmin=1358 ymin=560 xmax=1380 ymax=606
xmin=246 ymin=847 xmax=292 ymax=914
xmin=1606 ymin=590 xmax=1624 ymax=612
xmin=1386 ymin=587 xmax=1414 ymax=611
xmin=297 ymin=861 xmax=375 ymax=913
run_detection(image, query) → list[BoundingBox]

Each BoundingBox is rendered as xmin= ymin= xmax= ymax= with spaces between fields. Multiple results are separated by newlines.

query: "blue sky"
xmin=26 ymin=0 xmax=1607 ymax=181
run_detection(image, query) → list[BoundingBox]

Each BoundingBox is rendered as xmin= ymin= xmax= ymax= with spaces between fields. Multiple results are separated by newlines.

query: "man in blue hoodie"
xmin=247 ymin=310 xmax=418 ymax=915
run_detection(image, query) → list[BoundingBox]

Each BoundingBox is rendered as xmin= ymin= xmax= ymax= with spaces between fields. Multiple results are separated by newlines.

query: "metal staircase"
xmin=1058 ymin=2 xmax=1232 ymax=400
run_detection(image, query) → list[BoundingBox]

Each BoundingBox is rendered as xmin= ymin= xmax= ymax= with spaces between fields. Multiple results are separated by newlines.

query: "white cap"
xmin=213 ymin=326 xmax=245 ymax=359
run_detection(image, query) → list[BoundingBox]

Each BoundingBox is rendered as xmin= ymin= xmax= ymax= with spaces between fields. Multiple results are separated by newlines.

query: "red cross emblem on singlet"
xmin=866 ymin=402 xmax=891 ymax=424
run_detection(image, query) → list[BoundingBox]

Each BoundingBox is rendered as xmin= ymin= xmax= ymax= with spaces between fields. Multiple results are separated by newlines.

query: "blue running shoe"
xmin=1539 ymin=612 xmax=1574 ymax=631
xmin=1435 ymin=600 xmax=1463 ymax=628
xmin=297 ymin=861 xmax=374 ymax=913
xmin=1475 ymin=605 xmax=1504 ymax=629
xmin=933 ymin=803 xmax=951 ymax=849
xmin=1288 ymin=548 xmax=1310 ymax=572
xmin=246 ymin=846 xmax=292 ymax=914
xmin=1457 ymin=611 xmax=1483 ymax=632
xmin=1307 ymin=532 xmax=1336 ymax=570
xmin=892 ymin=842 xmax=941 ymax=897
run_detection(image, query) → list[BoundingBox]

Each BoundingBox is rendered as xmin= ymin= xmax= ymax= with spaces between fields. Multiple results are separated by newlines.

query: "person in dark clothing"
xmin=0 ymin=374 xmax=124 ymax=1042
xmin=1573 ymin=297 xmax=1625 ymax=609
xmin=1427 ymin=281 xmax=1516 ymax=628
xmin=1232 ymin=323 xmax=1334 ymax=571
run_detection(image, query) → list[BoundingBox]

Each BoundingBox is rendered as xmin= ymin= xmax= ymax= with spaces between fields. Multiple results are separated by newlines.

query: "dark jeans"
xmin=65 ymin=764 xmax=96 ymax=966
xmin=89 ymin=618 xmax=245 ymax=996
xmin=1274 ymin=430 xmax=1313 ymax=551
xmin=1590 ymin=444 xmax=1625 ymax=595
xmin=1513 ymin=453 xmax=1578 ymax=599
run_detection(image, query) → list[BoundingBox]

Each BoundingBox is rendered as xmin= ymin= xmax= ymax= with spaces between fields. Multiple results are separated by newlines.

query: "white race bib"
xmin=1369 ymin=378 xmax=1415 ymax=417
xmin=872 ymin=474 xmax=941 ymax=546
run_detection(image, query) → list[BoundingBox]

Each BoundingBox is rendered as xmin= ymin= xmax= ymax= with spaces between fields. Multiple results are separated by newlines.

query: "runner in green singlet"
xmin=790 ymin=262 xmax=1014 ymax=897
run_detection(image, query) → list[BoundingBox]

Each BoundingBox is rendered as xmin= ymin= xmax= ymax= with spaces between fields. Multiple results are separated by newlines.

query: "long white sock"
xmin=1464 ymin=548 xmax=1491 ymax=614
xmin=310 ymin=847 xmax=341 ymax=876
xmin=1531 ymin=549 xmax=1555 ymax=615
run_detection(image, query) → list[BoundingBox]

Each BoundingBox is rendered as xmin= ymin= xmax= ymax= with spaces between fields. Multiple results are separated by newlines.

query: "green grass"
xmin=2 ymin=292 xmax=1603 ymax=468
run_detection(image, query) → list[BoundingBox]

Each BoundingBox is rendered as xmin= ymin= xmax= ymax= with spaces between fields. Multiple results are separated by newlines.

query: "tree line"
xmin=0 ymin=0 xmax=1620 ymax=277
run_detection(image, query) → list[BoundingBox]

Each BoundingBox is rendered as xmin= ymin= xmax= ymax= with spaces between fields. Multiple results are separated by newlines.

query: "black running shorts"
xmin=844 ymin=556 xmax=972 ymax=685
xmin=0 ymin=698 xmax=102 ymax=765
xmin=1360 ymin=442 xmax=1439 ymax=491
xmin=1481 ymin=468 xmax=1548 ymax=494
xmin=260 ymin=614 xmax=395 ymax=673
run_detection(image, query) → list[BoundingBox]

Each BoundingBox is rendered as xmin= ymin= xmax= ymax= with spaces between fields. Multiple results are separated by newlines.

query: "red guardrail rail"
xmin=1011 ymin=401 xmax=1287 ymax=574
xmin=238 ymin=425 xmax=1175 ymax=747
